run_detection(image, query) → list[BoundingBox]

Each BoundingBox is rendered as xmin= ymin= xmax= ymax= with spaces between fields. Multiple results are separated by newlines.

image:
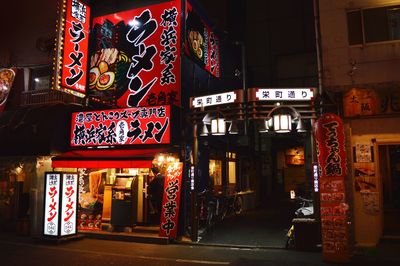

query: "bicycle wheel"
xmin=207 ymin=205 xmax=214 ymax=227
xmin=233 ymin=196 xmax=243 ymax=215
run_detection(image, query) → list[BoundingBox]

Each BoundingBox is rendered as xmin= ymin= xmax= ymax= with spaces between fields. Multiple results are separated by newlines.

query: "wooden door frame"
xmin=373 ymin=138 xmax=400 ymax=237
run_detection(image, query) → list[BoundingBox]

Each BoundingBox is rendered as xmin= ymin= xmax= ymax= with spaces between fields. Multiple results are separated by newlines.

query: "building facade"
xmin=318 ymin=0 xmax=400 ymax=246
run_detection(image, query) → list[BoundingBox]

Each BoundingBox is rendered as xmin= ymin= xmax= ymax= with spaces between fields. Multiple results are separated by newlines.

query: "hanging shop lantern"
xmin=211 ymin=118 xmax=226 ymax=135
xmin=273 ymin=114 xmax=292 ymax=133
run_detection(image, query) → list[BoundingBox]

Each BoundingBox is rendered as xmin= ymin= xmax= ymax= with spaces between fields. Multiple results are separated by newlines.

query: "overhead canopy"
xmin=51 ymin=148 xmax=166 ymax=168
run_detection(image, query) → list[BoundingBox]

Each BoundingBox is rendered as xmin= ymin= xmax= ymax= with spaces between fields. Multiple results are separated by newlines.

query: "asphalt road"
xmin=0 ymin=235 xmax=329 ymax=266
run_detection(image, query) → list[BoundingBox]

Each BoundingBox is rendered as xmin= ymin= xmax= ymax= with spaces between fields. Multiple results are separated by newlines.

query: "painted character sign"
xmin=89 ymin=0 xmax=181 ymax=107
xmin=314 ymin=113 xmax=347 ymax=179
xmin=159 ymin=162 xmax=183 ymax=239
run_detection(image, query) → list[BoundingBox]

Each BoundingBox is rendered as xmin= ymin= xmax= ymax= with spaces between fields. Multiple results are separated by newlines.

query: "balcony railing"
xmin=21 ymin=89 xmax=86 ymax=106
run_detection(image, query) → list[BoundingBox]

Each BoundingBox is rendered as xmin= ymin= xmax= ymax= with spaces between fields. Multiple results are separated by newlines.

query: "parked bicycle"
xmin=198 ymin=189 xmax=213 ymax=229
xmin=218 ymin=192 xmax=243 ymax=220
xmin=198 ymin=190 xmax=243 ymax=231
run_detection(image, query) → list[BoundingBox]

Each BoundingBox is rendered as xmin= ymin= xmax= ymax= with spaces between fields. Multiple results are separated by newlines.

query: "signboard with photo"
xmin=355 ymin=143 xmax=372 ymax=163
xmin=185 ymin=0 xmax=220 ymax=78
xmin=70 ymin=105 xmax=171 ymax=147
xmin=0 ymin=68 xmax=16 ymax=113
xmin=354 ymin=162 xmax=376 ymax=192
xmin=78 ymin=169 xmax=105 ymax=231
xmin=89 ymin=0 xmax=181 ymax=107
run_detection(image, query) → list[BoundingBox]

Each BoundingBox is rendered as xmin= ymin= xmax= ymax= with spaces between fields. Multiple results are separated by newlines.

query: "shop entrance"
xmin=378 ymin=144 xmax=400 ymax=236
xmin=197 ymin=134 xmax=315 ymax=247
xmin=78 ymin=168 xmax=153 ymax=232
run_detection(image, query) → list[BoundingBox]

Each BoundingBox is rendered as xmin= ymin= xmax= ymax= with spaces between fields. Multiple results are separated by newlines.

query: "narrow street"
xmin=199 ymin=199 xmax=295 ymax=248
xmin=0 ymin=232 xmax=326 ymax=266
xmin=1 ymin=231 xmax=400 ymax=265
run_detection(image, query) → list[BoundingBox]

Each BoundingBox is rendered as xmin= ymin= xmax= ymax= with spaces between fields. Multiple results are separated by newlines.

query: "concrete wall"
xmin=319 ymin=0 xmax=400 ymax=90
xmin=348 ymin=116 xmax=400 ymax=246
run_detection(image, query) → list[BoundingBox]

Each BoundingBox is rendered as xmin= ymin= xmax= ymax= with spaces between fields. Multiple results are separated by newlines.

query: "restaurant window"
xmin=226 ymin=152 xmax=237 ymax=195
xmin=226 ymin=152 xmax=236 ymax=185
xmin=346 ymin=5 xmax=400 ymax=45
xmin=209 ymin=159 xmax=222 ymax=188
xmin=30 ymin=65 xmax=52 ymax=91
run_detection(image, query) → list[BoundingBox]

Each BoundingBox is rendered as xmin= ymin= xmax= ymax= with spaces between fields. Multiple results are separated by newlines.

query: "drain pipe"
xmin=313 ymin=0 xmax=324 ymax=105
xmin=235 ymin=40 xmax=247 ymax=136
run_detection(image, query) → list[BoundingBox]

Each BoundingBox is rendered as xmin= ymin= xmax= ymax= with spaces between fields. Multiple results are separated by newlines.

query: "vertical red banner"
xmin=60 ymin=0 xmax=90 ymax=97
xmin=159 ymin=162 xmax=183 ymax=238
xmin=314 ymin=113 xmax=349 ymax=263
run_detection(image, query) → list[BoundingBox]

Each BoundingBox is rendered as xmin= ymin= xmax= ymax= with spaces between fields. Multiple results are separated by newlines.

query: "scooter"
xmin=285 ymin=196 xmax=314 ymax=249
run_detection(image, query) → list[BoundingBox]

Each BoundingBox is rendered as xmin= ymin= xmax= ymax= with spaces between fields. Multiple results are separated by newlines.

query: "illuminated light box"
xmin=70 ymin=105 xmax=171 ymax=147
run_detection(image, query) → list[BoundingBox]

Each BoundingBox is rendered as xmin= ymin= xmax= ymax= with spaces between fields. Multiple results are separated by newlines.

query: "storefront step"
xmin=81 ymin=230 xmax=169 ymax=244
xmin=100 ymin=222 xmax=160 ymax=234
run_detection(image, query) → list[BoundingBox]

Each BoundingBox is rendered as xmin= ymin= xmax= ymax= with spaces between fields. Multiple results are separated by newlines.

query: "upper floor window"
xmin=30 ymin=65 xmax=52 ymax=91
xmin=347 ymin=5 xmax=400 ymax=45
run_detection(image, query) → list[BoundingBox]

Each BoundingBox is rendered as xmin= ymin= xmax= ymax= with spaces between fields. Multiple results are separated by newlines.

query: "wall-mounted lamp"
xmin=258 ymin=119 xmax=269 ymax=133
xmin=296 ymin=118 xmax=306 ymax=133
xmin=200 ymin=123 xmax=209 ymax=136
xmin=228 ymin=121 xmax=239 ymax=135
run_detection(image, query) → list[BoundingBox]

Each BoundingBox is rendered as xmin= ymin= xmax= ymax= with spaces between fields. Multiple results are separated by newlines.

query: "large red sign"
xmin=314 ymin=113 xmax=349 ymax=263
xmin=159 ymin=162 xmax=183 ymax=239
xmin=185 ymin=0 xmax=220 ymax=77
xmin=60 ymin=0 xmax=90 ymax=97
xmin=70 ymin=105 xmax=170 ymax=147
xmin=314 ymin=113 xmax=347 ymax=179
xmin=90 ymin=0 xmax=181 ymax=107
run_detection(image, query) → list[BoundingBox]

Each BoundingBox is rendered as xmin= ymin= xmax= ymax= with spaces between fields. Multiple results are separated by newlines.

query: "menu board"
xmin=314 ymin=113 xmax=349 ymax=263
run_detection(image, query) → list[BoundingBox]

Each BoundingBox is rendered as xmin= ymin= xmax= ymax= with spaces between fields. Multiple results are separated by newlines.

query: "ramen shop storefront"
xmin=45 ymin=105 xmax=183 ymax=239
